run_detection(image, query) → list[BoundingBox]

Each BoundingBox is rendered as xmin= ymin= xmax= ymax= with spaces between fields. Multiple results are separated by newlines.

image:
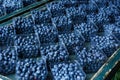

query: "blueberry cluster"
xmin=74 ymin=47 xmax=88 ymax=67
xmin=3 ymin=0 xmax=23 ymax=14
xmin=35 ymin=24 xmax=58 ymax=44
xmin=14 ymin=34 xmax=39 ymax=46
xmin=59 ymin=32 xmax=85 ymax=54
xmin=16 ymin=45 xmax=40 ymax=59
xmin=40 ymin=42 xmax=69 ymax=62
xmin=47 ymin=2 xmax=66 ymax=18
xmin=0 ymin=5 xmax=6 ymax=17
xmin=0 ymin=25 xmax=15 ymax=46
xmin=31 ymin=9 xmax=52 ymax=25
xmin=66 ymin=6 xmax=87 ymax=25
xmin=84 ymin=46 xmax=107 ymax=73
xmin=51 ymin=60 xmax=86 ymax=80
xmin=0 ymin=47 xmax=16 ymax=75
xmin=22 ymin=0 xmax=36 ymax=7
xmin=16 ymin=58 xmax=48 ymax=80
xmin=13 ymin=16 xmax=35 ymax=34
xmin=51 ymin=16 xmax=73 ymax=34
xmin=91 ymin=35 xmax=119 ymax=57
xmin=74 ymin=22 xmax=98 ymax=42
xmin=95 ymin=8 xmax=110 ymax=32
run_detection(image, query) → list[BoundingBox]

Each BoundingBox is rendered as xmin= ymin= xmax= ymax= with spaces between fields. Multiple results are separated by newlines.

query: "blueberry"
xmin=17 ymin=45 xmax=40 ymax=59
xmin=35 ymin=24 xmax=58 ymax=44
xmin=59 ymin=31 xmax=85 ymax=55
xmin=40 ymin=42 xmax=69 ymax=62
xmin=13 ymin=16 xmax=35 ymax=34
xmin=3 ymin=0 xmax=23 ymax=14
xmin=0 ymin=47 xmax=17 ymax=75
xmin=16 ymin=58 xmax=48 ymax=80
xmin=51 ymin=60 xmax=86 ymax=80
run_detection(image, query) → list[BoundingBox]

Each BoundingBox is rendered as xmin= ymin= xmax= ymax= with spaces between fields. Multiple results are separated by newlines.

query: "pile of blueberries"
xmin=91 ymin=35 xmax=119 ymax=57
xmin=0 ymin=47 xmax=16 ymax=75
xmin=0 ymin=0 xmax=120 ymax=80
xmin=74 ymin=46 xmax=107 ymax=73
xmin=40 ymin=42 xmax=69 ymax=62
xmin=74 ymin=22 xmax=98 ymax=42
xmin=34 ymin=24 xmax=58 ymax=44
xmin=59 ymin=31 xmax=85 ymax=55
xmin=51 ymin=60 xmax=86 ymax=80
xmin=16 ymin=58 xmax=48 ymax=80
xmin=0 ymin=24 xmax=15 ymax=46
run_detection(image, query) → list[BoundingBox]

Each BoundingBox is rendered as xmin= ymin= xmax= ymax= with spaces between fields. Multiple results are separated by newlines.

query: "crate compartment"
xmin=50 ymin=60 xmax=86 ymax=80
xmin=91 ymin=34 xmax=120 ymax=57
xmin=74 ymin=46 xmax=107 ymax=73
xmin=3 ymin=0 xmax=23 ymax=14
xmin=59 ymin=31 xmax=85 ymax=55
xmin=31 ymin=9 xmax=52 ymax=25
xmin=66 ymin=7 xmax=87 ymax=25
xmin=104 ymin=24 xmax=120 ymax=41
xmin=0 ymin=25 xmax=15 ymax=46
xmin=16 ymin=58 xmax=48 ymax=80
xmin=40 ymin=42 xmax=69 ymax=62
xmin=74 ymin=22 xmax=98 ymax=42
xmin=16 ymin=45 xmax=40 ymax=59
xmin=14 ymin=34 xmax=40 ymax=46
xmin=13 ymin=16 xmax=35 ymax=34
xmin=47 ymin=1 xmax=66 ymax=18
xmin=51 ymin=16 xmax=73 ymax=34
xmin=34 ymin=24 xmax=58 ymax=44
xmin=0 ymin=47 xmax=17 ymax=75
